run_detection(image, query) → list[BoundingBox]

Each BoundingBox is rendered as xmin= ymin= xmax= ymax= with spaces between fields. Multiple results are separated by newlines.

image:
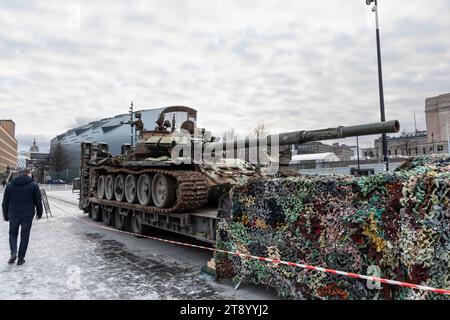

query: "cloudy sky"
xmin=1 ymin=0 xmax=449 ymax=152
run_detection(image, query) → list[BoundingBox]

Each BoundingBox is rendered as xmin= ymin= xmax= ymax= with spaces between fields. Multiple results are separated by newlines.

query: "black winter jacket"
xmin=2 ymin=175 xmax=43 ymax=220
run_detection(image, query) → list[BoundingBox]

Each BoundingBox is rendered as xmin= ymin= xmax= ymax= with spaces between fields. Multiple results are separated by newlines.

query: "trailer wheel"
xmin=151 ymin=173 xmax=176 ymax=208
xmin=91 ymin=204 xmax=103 ymax=222
xmin=102 ymin=207 xmax=114 ymax=226
xmin=114 ymin=174 xmax=126 ymax=202
xmin=114 ymin=208 xmax=127 ymax=231
xmin=105 ymin=174 xmax=116 ymax=200
xmin=130 ymin=212 xmax=146 ymax=235
xmin=97 ymin=175 xmax=106 ymax=199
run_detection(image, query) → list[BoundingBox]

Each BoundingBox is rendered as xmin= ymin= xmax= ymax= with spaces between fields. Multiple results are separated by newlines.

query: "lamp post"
xmin=447 ymin=120 xmax=450 ymax=153
xmin=366 ymin=0 xmax=389 ymax=171
xmin=356 ymin=136 xmax=361 ymax=175
xmin=432 ymin=132 xmax=435 ymax=154
xmin=119 ymin=101 xmax=136 ymax=147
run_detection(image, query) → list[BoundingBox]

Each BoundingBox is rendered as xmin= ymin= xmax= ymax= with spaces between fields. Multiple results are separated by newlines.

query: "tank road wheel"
xmin=102 ymin=207 xmax=114 ymax=226
xmin=125 ymin=175 xmax=138 ymax=203
xmin=97 ymin=175 xmax=106 ymax=199
xmin=130 ymin=212 xmax=146 ymax=235
xmin=151 ymin=173 xmax=176 ymax=208
xmin=114 ymin=174 xmax=126 ymax=202
xmin=137 ymin=174 xmax=154 ymax=206
xmin=91 ymin=204 xmax=103 ymax=222
xmin=113 ymin=208 xmax=128 ymax=231
xmin=105 ymin=174 xmax=116 ymax=200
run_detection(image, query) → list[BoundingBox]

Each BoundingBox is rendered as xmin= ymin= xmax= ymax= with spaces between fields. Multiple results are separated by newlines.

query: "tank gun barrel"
xmin=207 ymin=120 xmax=400 ymax=150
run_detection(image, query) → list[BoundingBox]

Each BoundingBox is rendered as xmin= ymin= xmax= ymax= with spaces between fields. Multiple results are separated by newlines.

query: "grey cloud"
xmin=0 ymin=0 xmax=449 ymax=150
xmin=16 ymin=133 xmax=51 ymax=152
xmin=71 ymin=116 xmax=101 ymax=129
xmin=388 ymin=18 xmax=441 ymax=38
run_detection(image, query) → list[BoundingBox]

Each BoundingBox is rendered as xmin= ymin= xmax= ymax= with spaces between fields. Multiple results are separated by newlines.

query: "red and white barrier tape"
xmin=75 ymin=216 xmax=450 ymax=296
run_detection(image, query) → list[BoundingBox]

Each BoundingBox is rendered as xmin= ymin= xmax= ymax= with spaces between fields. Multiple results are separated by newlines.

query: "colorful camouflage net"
xmin=215 ymin=155 xmax=450 ymax=300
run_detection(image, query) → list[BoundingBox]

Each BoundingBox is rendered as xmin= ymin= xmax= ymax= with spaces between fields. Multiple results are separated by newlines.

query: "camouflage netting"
xmin=215 ymin=155 xmax=450 ymax=300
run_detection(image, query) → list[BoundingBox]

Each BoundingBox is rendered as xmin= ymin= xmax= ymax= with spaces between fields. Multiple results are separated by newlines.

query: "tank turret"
xmin=133 ymin=107 xmax=399 ymax=163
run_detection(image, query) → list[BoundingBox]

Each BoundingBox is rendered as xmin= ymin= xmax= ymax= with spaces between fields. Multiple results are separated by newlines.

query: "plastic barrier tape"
xmin=74 ymin=216 xmax=450 ymax=296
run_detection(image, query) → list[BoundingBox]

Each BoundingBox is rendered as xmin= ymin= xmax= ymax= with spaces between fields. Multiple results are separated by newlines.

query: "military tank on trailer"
xmin=79 ymin=106 xmax=400 ymax=242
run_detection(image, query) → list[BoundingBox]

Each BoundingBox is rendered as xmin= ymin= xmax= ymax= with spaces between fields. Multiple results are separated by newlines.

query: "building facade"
xmin=350 ymin=145 xmax=363 ymax=160
xmin=363 ymin=93 xmax=450 ymax=159
xmin=0 ymin=120 xmax=18 ymax=172
xmin=26 ymin=153 xmax=50 ymax=183
xmin=363 ymin=130 xmax=445 ymax=159
xmin=425 ymin=93 xmax=450 ymax=146
xmin=331 ymin=143 xmax=354 ymax=161
xmin=29 ymin=138 xmax=40 ymax=153
xmin=50 ymin=106 xmax=198 ymax=181
xmin=294 ymin=142 xmax=333 ymax=155
xmin=17 ymin=150 xmax=30 ymax=170
xmin=293 ymin=142 xmax=354 ymax=160
xmin=24 ymin=139 xmax=50 ymax=183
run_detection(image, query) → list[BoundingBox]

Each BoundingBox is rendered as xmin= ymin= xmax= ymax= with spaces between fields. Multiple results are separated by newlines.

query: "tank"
xmin=79 ymin=106 xmax=400 ymax=219
xmin=81 ymin=107 xmax=400 ymax=212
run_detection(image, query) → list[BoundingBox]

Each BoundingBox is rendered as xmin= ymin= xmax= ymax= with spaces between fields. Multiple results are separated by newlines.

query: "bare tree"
xmin=246 ymin=123 xmax=271 ymax=167
xmin=249 ymin=122 xmax=268 ymax=138
xmin=222 ymin=128 xmax=236 ymax=141
xmin=49 ymin=143 xmax=71 ymax=182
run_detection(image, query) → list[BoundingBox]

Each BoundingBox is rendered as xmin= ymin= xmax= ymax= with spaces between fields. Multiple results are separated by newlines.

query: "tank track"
xmin=90 ymin=166 xmax=209 ymax=214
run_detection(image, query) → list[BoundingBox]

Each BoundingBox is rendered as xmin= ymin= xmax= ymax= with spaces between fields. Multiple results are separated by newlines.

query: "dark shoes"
xmin=8 ymin=254 xmax=17 ymax=264
xmin=7 ymin=254 xmax=25 ymax=265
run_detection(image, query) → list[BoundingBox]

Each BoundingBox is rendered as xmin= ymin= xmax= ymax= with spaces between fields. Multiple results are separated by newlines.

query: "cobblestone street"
xmin=0 ymin=190 xmax=275 ymax=300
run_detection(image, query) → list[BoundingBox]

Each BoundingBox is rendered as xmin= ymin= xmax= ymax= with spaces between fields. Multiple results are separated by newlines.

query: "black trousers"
xmin=9 ymin=216 xmax=34 ymax=259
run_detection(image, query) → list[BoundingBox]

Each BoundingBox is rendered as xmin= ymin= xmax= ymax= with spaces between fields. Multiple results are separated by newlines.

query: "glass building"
xmin=50 ymin=106 xmax=197 ymax=181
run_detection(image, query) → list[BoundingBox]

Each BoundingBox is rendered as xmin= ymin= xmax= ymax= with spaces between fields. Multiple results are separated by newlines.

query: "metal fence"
xmin=0 ymin=184 xmax=73 ymax=194
xmin=297 ymin=162 xmax=403 ymax=176
xmin=38 ymin=184 xmax=73 ymax=192
xmin=290 ymin=157 xmax=409 ymax=170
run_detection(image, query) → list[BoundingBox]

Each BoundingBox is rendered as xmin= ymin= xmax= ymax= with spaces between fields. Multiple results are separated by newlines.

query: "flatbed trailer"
xmin=85 ymin=198 xmax=224 ymax=244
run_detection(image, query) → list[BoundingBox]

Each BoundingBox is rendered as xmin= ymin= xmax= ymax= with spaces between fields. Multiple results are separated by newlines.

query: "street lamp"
xmin=356 ymin=136 xmax=361 ymax=175
xmin=366 ymin=0 xmax=389 ymax=171
xmin=121 ymin=102 xmax=135 ymax=146
xmin=447 ymin=119 xmax=450 ymax=153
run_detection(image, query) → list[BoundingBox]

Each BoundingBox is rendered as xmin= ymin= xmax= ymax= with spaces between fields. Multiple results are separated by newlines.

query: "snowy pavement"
xmin=0 ymin=190 xmax=276 ymax=300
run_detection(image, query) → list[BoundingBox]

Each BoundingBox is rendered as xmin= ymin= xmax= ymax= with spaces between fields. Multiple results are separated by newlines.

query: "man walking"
xmin=2 ymin=169 xmax=43 ymax=265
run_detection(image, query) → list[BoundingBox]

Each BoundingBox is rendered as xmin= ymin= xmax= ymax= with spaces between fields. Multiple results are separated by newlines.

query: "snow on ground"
xmin=0 ymin=190 xmax=276 ymax=300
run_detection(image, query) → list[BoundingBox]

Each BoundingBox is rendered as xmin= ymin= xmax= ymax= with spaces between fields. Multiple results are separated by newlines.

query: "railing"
xmin=38 ymin=184 xmax=73 ymax=192
xmin=290 ymin=157 xmax=409 ymax=170
xmin=0 ymin=184 xmax=76 ymax=193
